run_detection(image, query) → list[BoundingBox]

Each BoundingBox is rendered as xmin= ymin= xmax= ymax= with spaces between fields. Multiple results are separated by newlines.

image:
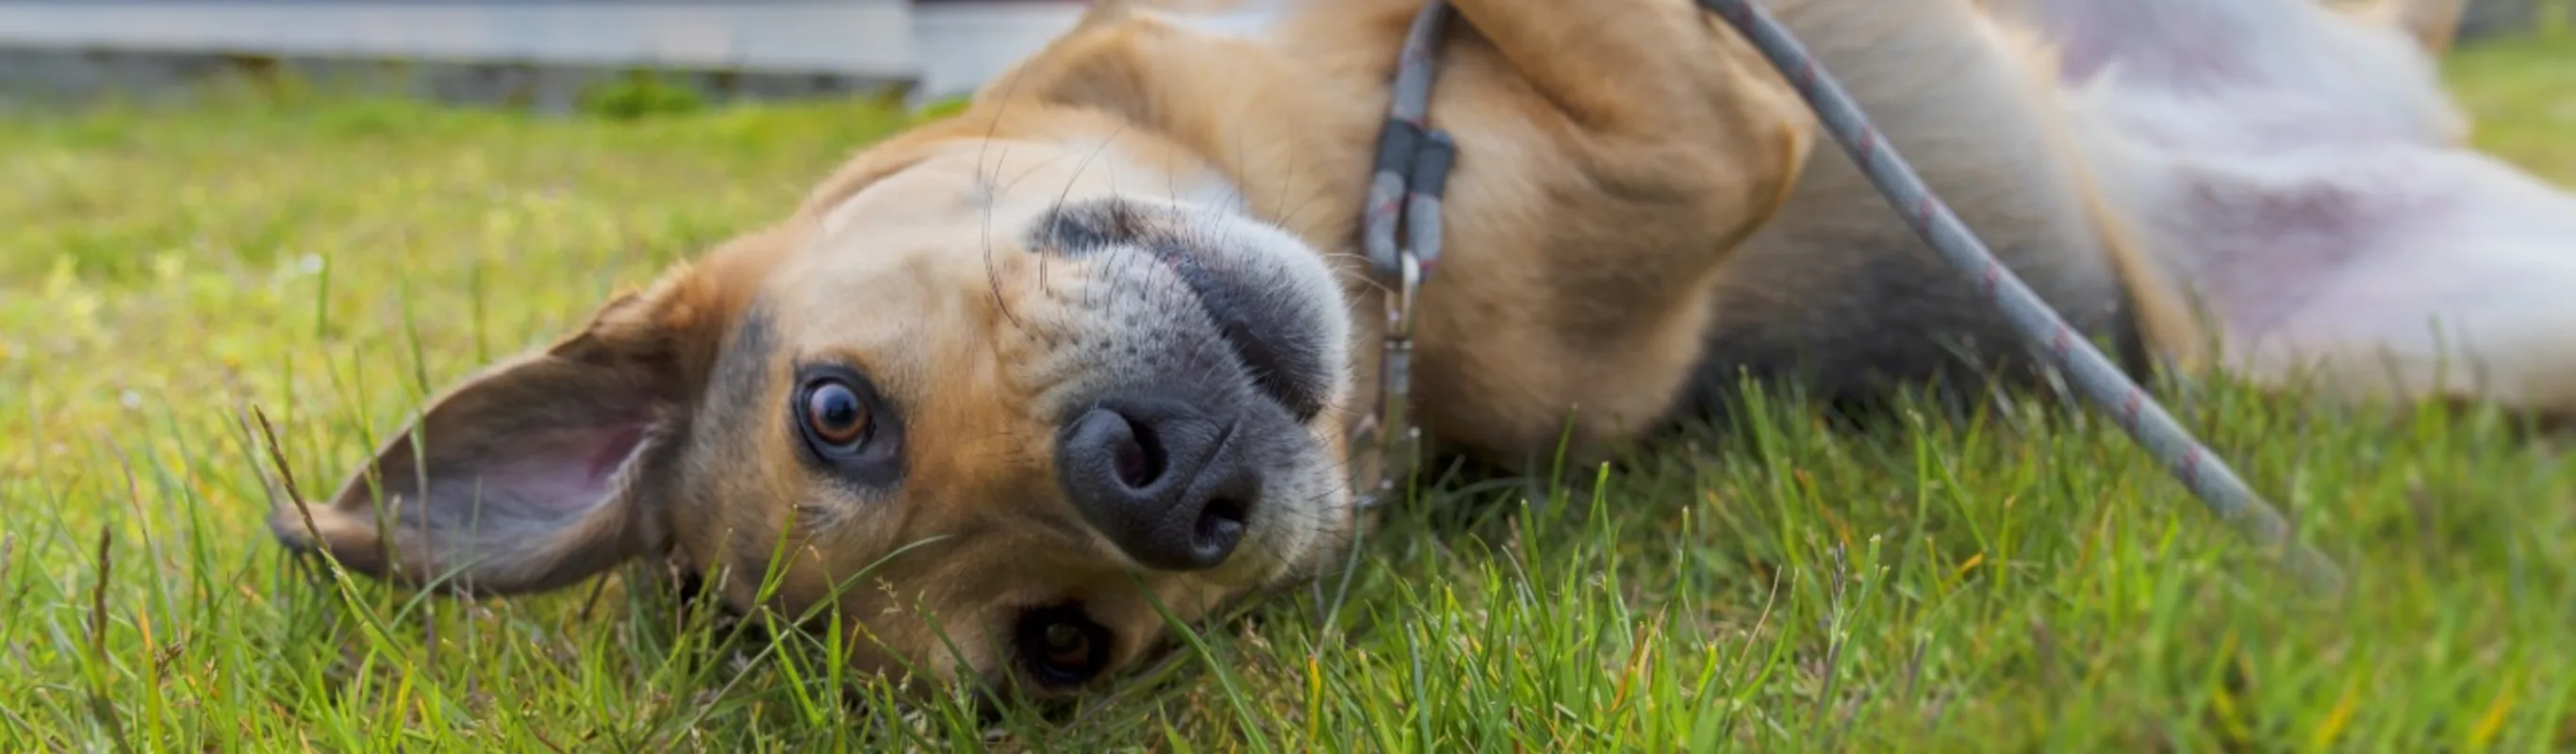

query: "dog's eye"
xmin=786 ymin=366 xmax=904 ymax=486
xmin=799 ymin=380 xmax=874 ymax=451
xmin=1015 ymin=604 xmax=1113 ymax=687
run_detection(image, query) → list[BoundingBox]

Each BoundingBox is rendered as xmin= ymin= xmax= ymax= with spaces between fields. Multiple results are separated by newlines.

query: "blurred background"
xmin=0 ymin=0 xmax=1091 ymax=115
xmin=0 ymin=0 xmax=2565 ymax=117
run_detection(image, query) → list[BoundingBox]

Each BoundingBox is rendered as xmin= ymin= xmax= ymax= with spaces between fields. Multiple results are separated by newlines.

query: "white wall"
xmin=910 ymin=1 xmax=1091 ymax=103
xmin=0 ymin=0 xmax=1101 ymax=108
xmin=0 ymin=1 xmax=921 ymax=78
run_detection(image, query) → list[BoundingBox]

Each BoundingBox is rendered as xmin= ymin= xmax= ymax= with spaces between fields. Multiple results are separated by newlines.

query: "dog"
xmin=269 ymin=0 xmax=2574 ymax=702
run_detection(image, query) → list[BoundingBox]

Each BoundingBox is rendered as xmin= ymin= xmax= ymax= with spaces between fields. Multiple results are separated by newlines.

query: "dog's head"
xmin=271 ymin=107 xmax=1361 ymax=697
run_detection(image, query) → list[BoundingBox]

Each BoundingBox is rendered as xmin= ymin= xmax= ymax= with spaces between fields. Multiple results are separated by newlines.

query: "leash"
xmin=1351 ymin=0 xmax=1455 ymax=514
xmin=1354 ymin=0 xmax=2347 ymax=594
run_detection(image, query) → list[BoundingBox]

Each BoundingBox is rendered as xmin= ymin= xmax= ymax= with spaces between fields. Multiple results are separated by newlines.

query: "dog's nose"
xmin=1056 ymin=397 xmax=1258 ymax=571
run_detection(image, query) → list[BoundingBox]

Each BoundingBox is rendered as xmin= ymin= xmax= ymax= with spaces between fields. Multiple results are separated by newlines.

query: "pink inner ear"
xmin=586 ymin=424 xmax=652 ymax=483
xmin=472 ymin=422 xmax=652 ymax=518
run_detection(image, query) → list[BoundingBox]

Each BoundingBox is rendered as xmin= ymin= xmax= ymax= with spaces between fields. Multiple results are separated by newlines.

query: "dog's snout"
xmin=1057 ymin=398 xmax=1258 ymax=571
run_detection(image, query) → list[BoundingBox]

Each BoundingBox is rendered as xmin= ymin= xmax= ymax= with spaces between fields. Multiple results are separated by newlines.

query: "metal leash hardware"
xmin=1694 ymin=0 xmax=2345 ymax=594
xmin=1352 ymin=1 xmax=1458 ymax=512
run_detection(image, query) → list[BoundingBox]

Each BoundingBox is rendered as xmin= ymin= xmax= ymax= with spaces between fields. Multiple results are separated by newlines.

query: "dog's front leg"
xmin=1399 ymin=0 xmax=1819 ymax=468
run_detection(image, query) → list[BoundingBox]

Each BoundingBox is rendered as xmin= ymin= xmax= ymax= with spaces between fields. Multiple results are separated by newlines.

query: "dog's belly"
xmin=2043 ymin=4 xmax=2576 ymax=413
xmin=2132 ymin=141 xmax=2576 ymax=409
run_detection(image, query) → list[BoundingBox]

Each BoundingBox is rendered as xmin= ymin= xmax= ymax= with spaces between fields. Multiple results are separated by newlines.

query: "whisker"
xmin=984 ymin=143 xmax=1026 ymax=331
xmin=1044 ymin=126 xmax=1135 ymax=301
xmin=978 ymin=69 xmax=1032 ymax=330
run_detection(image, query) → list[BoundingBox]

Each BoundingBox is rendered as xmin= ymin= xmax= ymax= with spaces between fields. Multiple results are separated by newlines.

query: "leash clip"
xmin=1369 ymin=250 xmax=1423 ymax=510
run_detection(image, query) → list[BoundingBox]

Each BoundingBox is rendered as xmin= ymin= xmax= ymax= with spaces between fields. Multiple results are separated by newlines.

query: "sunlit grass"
xmin=2 ymin=31 xmax=2572 ymax=752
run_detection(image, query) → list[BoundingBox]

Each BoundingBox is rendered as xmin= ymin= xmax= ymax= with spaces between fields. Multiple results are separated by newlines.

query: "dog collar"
xmin=1349 ymin=1 xmax=1458 ymax=512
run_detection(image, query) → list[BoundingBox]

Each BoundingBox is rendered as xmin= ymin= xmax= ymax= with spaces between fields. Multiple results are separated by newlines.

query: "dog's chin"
xmin=1156 ymin=211 xmax=1356 ymax=417
xmin=1239 ymin=466 xmax=1355 ymax=585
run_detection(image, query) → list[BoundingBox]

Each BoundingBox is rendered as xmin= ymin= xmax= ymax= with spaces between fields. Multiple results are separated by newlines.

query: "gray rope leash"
xmin=1361 ymin=1 xmax=2343 ymax=594
xmin=1693 ymin=0 xmax=2342 ymax=594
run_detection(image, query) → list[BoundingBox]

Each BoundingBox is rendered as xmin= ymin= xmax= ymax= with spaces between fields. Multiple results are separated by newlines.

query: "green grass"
xmin=5 ymin=31 xmax=2575 ymax=753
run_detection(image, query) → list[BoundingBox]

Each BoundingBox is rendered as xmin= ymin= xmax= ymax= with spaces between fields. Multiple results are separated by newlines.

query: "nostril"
xmin=1112 ymin=413 xmax=1166 ymax=489
xmin=1195 ymin=497 xmax=1247 ymax=551
xmin=1059 ymin=399 xmax=1260 ymax=572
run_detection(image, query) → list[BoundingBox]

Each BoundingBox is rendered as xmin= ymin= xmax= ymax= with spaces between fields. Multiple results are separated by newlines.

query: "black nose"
xmin=1056 ymin=398 xmax=1259 ymax=571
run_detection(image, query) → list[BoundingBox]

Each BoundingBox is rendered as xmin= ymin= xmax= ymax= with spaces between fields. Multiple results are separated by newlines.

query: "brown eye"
xmin=801 ymin=381 xmax=872 ymax=450
xmin=1042 ymin=622 xmax=1091 ymax=667
xmin=787 ymin=367 xmax=904 ymax=486
xmin=1016 ymin=605 xmax=1113 ymax=687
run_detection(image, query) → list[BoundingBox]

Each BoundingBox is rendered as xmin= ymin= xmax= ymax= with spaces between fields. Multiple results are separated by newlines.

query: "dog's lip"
xmin=1143 ymin=247 xmax=1329 ymax=422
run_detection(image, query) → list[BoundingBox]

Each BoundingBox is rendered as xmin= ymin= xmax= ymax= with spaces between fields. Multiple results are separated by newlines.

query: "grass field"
xmin=5 ymin=28 xmax=2575 ymax=753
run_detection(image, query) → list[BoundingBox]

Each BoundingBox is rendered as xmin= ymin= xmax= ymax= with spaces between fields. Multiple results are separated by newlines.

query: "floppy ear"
xmin=272 ymin=271 xmax=717 ymax=596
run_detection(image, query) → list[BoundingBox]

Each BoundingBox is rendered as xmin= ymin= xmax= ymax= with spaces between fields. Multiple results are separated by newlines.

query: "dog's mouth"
xmin=1142 ymin=241 xmax=1339 ymax=423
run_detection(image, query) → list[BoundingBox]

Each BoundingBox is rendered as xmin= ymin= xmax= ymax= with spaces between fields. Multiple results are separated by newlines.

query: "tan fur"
xmin=275 ymin=0 xmax=2562 ymax=699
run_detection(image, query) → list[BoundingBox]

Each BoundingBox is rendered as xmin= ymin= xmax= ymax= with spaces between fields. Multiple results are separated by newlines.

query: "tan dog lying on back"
xmin=272 ymin=0 xmax=2573 ymax=700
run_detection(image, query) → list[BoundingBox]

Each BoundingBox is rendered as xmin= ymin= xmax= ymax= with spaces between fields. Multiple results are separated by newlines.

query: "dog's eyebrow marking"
xmin=680 ymin=303 xmax=784 ymax=522
xmin=707 ymin=303 xmax=781 ymax=427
